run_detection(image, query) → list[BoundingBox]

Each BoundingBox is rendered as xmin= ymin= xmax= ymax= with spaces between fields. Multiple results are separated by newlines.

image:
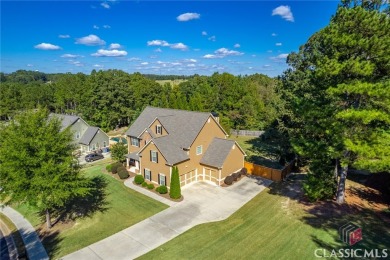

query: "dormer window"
xmin=156 ymin=125 xmax=162 ymax=135
xmin=196 ymin=145 xmax=203 ymax=155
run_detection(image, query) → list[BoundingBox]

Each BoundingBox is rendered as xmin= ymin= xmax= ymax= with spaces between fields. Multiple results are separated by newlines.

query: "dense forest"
xmin=0 ymin=70 xmax=280 ymax=132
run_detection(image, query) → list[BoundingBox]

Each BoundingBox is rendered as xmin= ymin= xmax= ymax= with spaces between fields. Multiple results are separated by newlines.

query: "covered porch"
xmin=125 ymin=152 xmax=140 ymax=174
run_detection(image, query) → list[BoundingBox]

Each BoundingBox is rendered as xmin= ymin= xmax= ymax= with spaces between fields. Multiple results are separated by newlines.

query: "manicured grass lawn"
xmin=13 ymin=163 xmax=168 ymax=259
xmin=140 ymin=177 xmax=390 ymax=259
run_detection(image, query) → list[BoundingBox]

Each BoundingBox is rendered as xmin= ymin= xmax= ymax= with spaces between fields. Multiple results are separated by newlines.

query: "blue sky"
xmin=1 ymin=1 xmax=340 ymax=77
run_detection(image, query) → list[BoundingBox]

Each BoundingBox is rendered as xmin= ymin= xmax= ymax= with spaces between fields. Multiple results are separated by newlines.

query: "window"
xmin=159 ymin=174 xmax=166 ymax=186
xmin=76 ymin=131 xmax=80 ymax=139
xmin=156 ymin=125 xmax=162 ymax=135
xmin=144 ymin=169 xmax=151 ymax=181
xmin=131 ymin=137 xmax=139 ymax=147
xmin=151 ymin=150 xmax=158 ymax=163
xmin=103 ymin=141 xmax=107 ymax=147
xmin=196 ymin=145 xmax=203 ymax=155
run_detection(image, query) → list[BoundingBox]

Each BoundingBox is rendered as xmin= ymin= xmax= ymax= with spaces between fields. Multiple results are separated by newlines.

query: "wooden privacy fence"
xmin=244 ymin=160 xmax=295 ymax=182
xmin=231 ymin=130 xmax=265 ymax=137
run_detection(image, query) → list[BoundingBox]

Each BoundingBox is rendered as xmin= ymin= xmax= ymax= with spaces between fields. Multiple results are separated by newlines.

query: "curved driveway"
xmin=62 ymin=176 xmax=272 ymax=260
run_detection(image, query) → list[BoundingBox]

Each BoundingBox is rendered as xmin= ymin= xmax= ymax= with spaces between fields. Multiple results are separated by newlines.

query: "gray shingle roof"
xmin=79 ymin=126 xmax=99 ymax=145
xmin=126 ymin=107 xmax=218 ymax=165
xmin=49 ymin=113 xmax=80 ymax=131
xmin=200 ymin=138 xmax=236 ymax=168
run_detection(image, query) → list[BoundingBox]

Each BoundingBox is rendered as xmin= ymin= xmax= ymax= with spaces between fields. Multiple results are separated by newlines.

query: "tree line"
xmin=0 ymin=70 xmax=280 ymax=132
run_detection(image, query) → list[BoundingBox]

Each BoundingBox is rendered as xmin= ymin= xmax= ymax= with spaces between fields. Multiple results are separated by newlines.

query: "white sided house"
xmin=51 ymin=114 xmax=109 ymax=153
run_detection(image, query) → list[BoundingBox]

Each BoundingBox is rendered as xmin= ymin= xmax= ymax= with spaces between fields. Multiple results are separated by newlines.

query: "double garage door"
xmin=180 ymin=168 xmax=219 ymax=187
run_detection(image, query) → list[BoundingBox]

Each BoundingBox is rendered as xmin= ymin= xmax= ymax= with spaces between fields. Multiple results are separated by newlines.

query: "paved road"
xmin=0 ymin=206 xmax=49 ymax=260
xmin=62 ymin=176 xmax=272 ymax=260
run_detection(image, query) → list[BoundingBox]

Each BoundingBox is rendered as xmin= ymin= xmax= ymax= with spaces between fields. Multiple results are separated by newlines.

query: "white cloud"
xmin=202 ymin=31 xmax=207 ymax=36
xmin=61 ymin=54 xmax=82 ymax=58
xmin=101 ymin=2 xmax=110 ymax=9
xmin=128 ymin=57 xmax=141 ymax=62
xmin=154 ymin=48 xmax=162 ymax=52
xmin=234 ymin=43 xmax=241 ymax=48
xmin=109 ymin=43 xmax=122 ymax=49
xmin=103 ymin=25 xmax=111 ymax=29
xmin=58 ymin=34 xmax=70 ymax=38
xmin=149 ymin=55 xmax=158 ymax=59
xmin=184 ymin=58 xmax=197 ymax=63
xmin=272 ymin=5 xmax=294 ymax=22
xmin=91 ymin=49 xmax=127 ymax=57
xmin=187 ymin=64 xmax=196 ymax=67
xmin=93 ymin=25 xmax=99 ymax=29
xmin=270 ymin=53 xmax=289 ymax=62
xmin=263 ymin=65 xmax=271 ymax=67
xmin=203 ymin=48 xmax=244 ymax=59
xmin=27 ymin=64 xmax=33 ymax=67
xmin=208 ymin=36 xmax=216 ymax=42
xmin=147 ymin=40 xmax=170 ymax=47
xmin=141 ymin=62 xmax=149 ymax=65
xmin=272 ymin=33 xmax=277 ymax=37
xmin=252 ymin=54 xmax=257 ymax=57
xmin=177 ymin=12 xmax=200 ymax=22
xmin=93 ymin=64 xmax=104 ymax=68
xmin=76 ymin=34 xmax=106 ymax=46
xmin=267 ymin=50 xmax=273 ymax=53
xmin=275 ymin=43 xmax=282 ymax=46
xmin=170 ymin=42 xmax=188 ymax=51
xmin=34 ymin=43 xmax=61 ymax=50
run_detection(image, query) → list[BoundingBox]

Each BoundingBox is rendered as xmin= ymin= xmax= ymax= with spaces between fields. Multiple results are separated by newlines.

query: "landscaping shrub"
xmin=147 ymin=183 xmax=154 ymax=190
xmin=156 ymin=185 xmax=168 ymax=194
xmin=241 ymin=167 xmax=248 ymax=175
xmin=224 ymin=176 xmax=233 ymax=185
xmin=169 ymin=166 xmax=181 ymax=199
xmin=117 ymin=168 xmax=129 ymax=179
xmin=232 ymin=172 xmax=238 ymax=181
xmin=106 ymin=164 xmax=113 ymax=172
xmin=117 ymin=166 xmax=126 ymax=172
xmin=111 ymin=162 xmax=123 ymax=174
xmin=134 ymin=175 xmax=144 ymax=185
xmin=236 ymin=171 xmax=242 ymax=179
xmin=142 ymin=182 xmax=147 ymax=187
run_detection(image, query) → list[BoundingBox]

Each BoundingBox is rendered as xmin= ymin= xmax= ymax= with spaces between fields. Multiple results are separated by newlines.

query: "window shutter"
xmin=155 ymin=125 xmax=158 ymax=134
xmin=144 ymin=169 xmax=146 ymax=178
xmin=164 ymin=176 xmax=167 ymax=186
xmin=156 ymin=152 xmax=158 ymax=163
xmin=150 ymin=150 xmax=152 ymax=161
xmin=158 ymin=173 xmax=160 ymax=185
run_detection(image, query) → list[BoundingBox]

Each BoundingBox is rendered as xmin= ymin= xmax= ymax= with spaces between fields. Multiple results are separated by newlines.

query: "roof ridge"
xmin=146 ymin=106 xmax=211 ymax=116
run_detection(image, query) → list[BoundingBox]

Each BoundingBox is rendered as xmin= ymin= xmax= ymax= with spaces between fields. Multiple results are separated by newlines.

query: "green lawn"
xmin=140 ymin=176 xmax=390 ymax=259
xmin=13 ymin=163 xmax=168 ymax=259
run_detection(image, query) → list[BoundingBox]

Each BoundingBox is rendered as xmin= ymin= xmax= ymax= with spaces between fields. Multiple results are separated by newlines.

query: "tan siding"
xmin=221 ymin=145 xmax=245 ymax=178
xmin=128 ymin=136 xmax=140 ymax=154
xmin=140 ymin=142 xmax=171 ymax=186
xmin=150 ymin=119 xmax=168 ymax=137
xmin=139 ymin=131 xmax=153 ymax=150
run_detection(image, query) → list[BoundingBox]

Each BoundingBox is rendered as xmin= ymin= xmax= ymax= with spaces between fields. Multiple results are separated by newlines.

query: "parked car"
xmin=85 ymin=153 xmax=104 ymax=162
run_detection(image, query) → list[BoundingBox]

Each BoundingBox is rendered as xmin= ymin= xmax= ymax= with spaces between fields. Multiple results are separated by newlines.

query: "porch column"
xmin=219 ymin=169 xmax=222 ymax=186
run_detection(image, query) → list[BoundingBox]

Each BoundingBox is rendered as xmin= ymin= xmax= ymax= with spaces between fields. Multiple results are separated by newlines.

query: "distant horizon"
xmin=1 ymin=1 xmax=339 ymax=77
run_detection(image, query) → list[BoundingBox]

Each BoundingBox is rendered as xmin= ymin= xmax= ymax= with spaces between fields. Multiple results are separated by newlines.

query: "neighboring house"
xmin=125 ymin=107 xmax=246 ymax=187
xmin=50 ymin=114 xmax=109 ymax=153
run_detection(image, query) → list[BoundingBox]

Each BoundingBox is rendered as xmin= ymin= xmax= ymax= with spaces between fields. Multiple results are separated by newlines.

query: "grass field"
xmin=13 ymin=163 xmax=168 ymax=259
xmin=156 ymin=79 xmax=187 ymax=86
xmin=140 ymin=175 xmax=390 ymax=259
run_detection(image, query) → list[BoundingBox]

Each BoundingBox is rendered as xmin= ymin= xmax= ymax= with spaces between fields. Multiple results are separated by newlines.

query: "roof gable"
xmin=78 ymin=126 xmax=99 ymax=145
xmin=49 ymin=113 xmax=80 ymax=131
xmin=200 ymin=138 xmax=245 ymax=169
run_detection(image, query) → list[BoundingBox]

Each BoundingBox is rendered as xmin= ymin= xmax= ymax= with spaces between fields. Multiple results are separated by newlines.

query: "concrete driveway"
xmin=62 ymin=176 xmax=272 ymax=260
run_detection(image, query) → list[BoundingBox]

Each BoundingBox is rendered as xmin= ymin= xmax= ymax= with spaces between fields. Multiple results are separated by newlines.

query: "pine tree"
xmin=169 ymin=166 xmax=181 ymax=199
xmin=0 ymin=108 xmax=92 ymax=228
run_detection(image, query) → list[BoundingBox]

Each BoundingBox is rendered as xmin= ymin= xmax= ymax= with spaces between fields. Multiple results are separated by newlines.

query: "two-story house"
xmin=125 ymin=107 xmax=246 ymax=187
xmin=50 ymin=114 xmax=109 ymax=153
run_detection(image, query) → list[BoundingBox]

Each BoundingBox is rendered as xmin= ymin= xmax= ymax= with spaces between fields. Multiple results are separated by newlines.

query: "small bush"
xmin=147 ymin=183 xmax=155 ymax=190
xmin=117 ymin=166 xmax=126 ymax=172
xmin=118 ymin=168 xmax=129 ymax=179
xmin=241 ymin=167 xmax=248 ymax=175
xmin=111 ymin=162 xmax=123 ymax=174
xmin=224 ymin=176 xmax=233 ymax=185
xmin=142 ymin=182 xmax=147 ymax=187
xmin=170 ymin=166 xmax=181 ymax=199
xmin=134 ymin=175 xmax=144 ymax=185
xmin=232 ymin=172 xmax=238 ymax=181
xmin=156 ymin=185 xmax=168 ymax=194
xmin=236 ymin=171 xmax=242 ymax=179
xmin=106 ymin=164 xmax=113 ymax=172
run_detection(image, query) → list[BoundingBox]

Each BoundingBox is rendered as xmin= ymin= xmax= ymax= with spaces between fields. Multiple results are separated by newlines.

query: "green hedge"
xmin=118 ymin=168 xmax=129 ymax=179
xmin=147 ymin=183 xmax=155 ymax=190
xmin=134 ymin=175 xmax=144 ymax=185
xmin=111 ymin=162 xmax=123 ymax=174
xmin=156 ymin=185 xmax=168 ymax=194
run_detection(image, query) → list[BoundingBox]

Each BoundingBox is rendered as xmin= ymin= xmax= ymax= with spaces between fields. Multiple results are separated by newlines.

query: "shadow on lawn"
xmin=268 ymin=173 xmax=390 ymax=256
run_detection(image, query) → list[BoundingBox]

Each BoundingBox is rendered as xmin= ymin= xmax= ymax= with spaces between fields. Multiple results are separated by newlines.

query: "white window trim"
xmin=131 ymin=137 xmax=139 ymax=147
xmin=76 ymin=131 xmax=80 ymax=139
xmin=151 ymin=151 xmax=158 ymax=163
xmin=156 ymin=125 xmax=162 ymax=135
xmin=144 ymin=169 xmax=151 ymax=181
xmin=159 ymin=174 xmax=166 ymax=186
xmin=196 ymin=145 xmax=203 ymax=155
